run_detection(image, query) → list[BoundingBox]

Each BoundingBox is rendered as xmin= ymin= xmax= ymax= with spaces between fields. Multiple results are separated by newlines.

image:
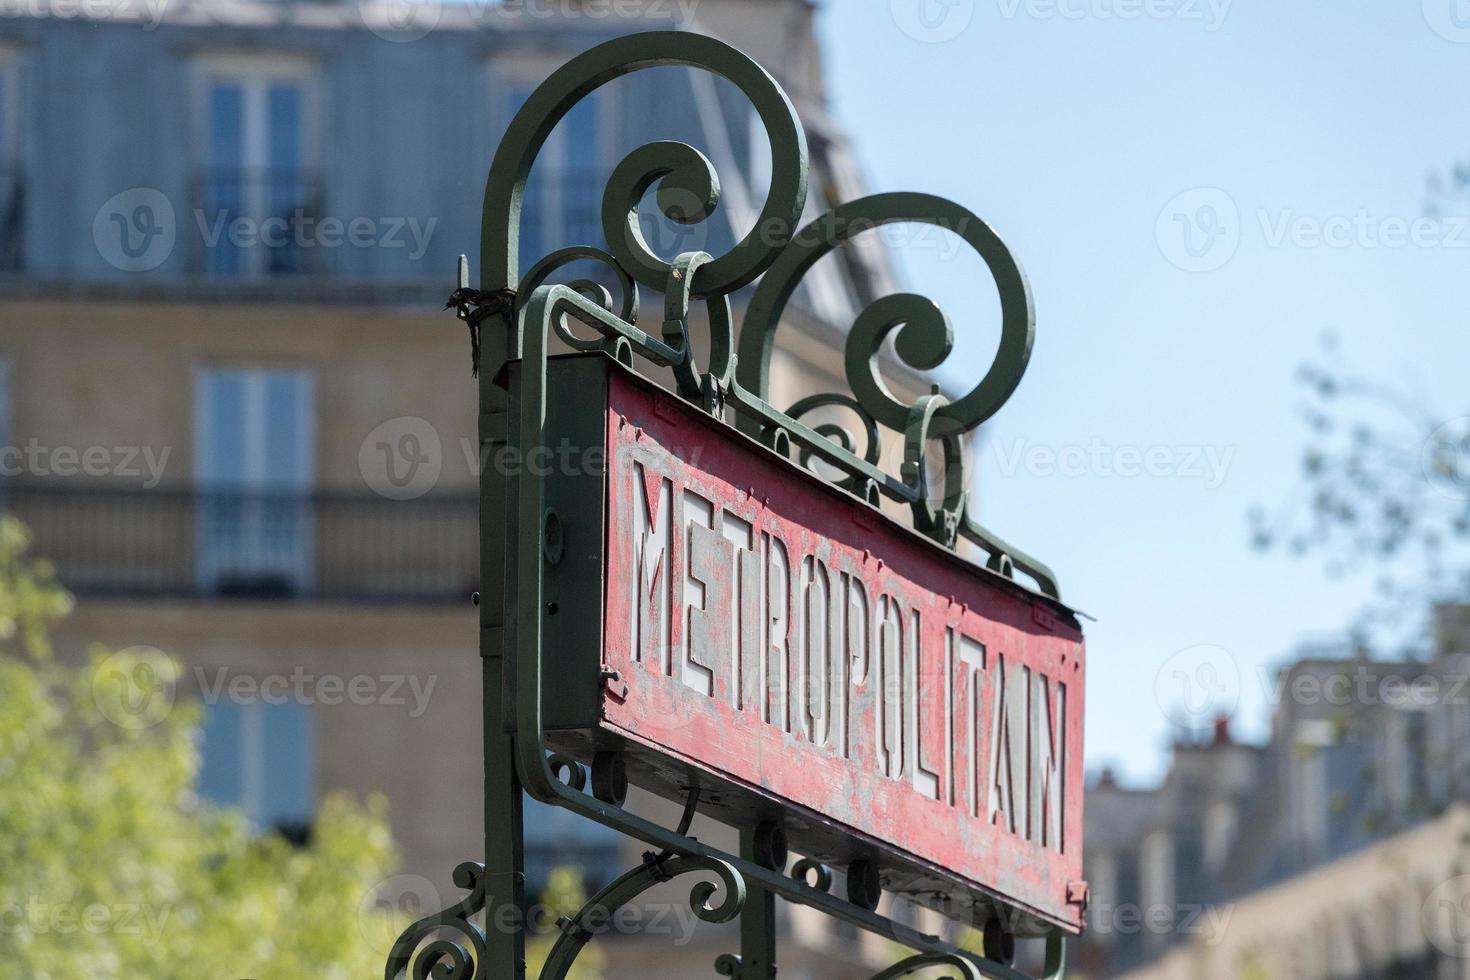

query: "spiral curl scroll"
xmin=383 ymin=862 xmax=488 ymax=980
xmin=476 ymin=27 xmax=1060 ymax=597
xmin=736 ymin=192 xmax=1033 ymax=436
xmin=537 ymin=855 xmax=746 ymax=980
xmin=481 ymin=30 xmax=806 ymax=309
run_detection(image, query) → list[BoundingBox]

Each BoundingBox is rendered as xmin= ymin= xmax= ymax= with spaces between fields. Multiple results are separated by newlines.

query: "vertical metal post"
xmin=738 ymin=828 xmax=777 ymax=979
xmin=480 ymin=262 xmax=527 ymax=979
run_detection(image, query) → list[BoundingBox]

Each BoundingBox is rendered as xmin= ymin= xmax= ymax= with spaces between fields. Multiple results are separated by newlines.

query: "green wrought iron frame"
xmin=385 ymin=29 xmax=1069 ymax=980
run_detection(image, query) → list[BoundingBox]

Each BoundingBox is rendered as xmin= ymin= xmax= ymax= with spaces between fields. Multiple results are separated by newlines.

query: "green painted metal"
xmin=385 ymin=27 xmax=1074 ymax=980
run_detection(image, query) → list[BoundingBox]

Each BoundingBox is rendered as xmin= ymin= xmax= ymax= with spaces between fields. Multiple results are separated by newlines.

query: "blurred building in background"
xmin=1079 ymin=604 xmax=1470 ymax=979
xmin=0 ymin=0 xmax=953 ymax=973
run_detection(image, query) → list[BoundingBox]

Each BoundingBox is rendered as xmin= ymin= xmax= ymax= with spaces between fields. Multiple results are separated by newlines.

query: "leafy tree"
xmin=0 ymin=514 xmax=607 ymax=979
xmin=1252 ymin=164 xmax=1470 ymax=647
xmin=1248 ymin=331 xmax=1470 ymax=646
xmin=0 ymin=516 xmax=398 ymax=978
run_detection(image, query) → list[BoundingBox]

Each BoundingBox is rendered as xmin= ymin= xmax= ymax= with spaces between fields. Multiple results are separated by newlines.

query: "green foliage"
xmin=0 ymin=516 xmax=399 ymax=978
xmin=525 ymin=867 xmax=606 ymax=979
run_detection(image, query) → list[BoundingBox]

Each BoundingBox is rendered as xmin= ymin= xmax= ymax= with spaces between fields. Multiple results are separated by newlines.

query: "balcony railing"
xmin=188 ymin=167 xmax=328 ymax=277
xmin=0 ymin=165 xmax=23 ymax=272
xmin=3 ymin=483 xmax=477 ymax=602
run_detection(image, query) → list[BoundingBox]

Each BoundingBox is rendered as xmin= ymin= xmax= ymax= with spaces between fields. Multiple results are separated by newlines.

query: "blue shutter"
xmin=208 ymin=83 xmax=245 ymax=276
xmin=266 ymin=83 xmax=304 ymax=273
xmin=198 ymin=700 xmax=245 ymax=808
xmin=260 ymin=701 xmax=313 ymax=829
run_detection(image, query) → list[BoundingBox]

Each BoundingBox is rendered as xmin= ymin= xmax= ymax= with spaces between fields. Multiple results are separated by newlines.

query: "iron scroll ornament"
xmin=472 ymin=28 xmax=1058 ymax=597
xmin=393 ymin=27 xmax=1073 ymax=980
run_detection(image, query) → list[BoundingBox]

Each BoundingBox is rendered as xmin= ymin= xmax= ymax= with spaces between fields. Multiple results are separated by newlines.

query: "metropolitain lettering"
xmin=624 ymin=458 xmax=1068 ymax=854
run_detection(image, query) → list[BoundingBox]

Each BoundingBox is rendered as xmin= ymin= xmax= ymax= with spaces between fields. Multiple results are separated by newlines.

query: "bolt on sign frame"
xmin=386 ymin=30 xmax=1086 ymax=980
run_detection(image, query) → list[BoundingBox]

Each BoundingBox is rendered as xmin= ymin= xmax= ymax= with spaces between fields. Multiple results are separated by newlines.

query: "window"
xmin=195 ymin=55 xmax=319 ymax=277
xmin=0 ymin=46 xmax=21 ymax=271
xmin=198 ymin=699 xmax=314 ymax=839
xmin=497 ymin=68 xmax=606 ymax=273
xmin=195 ymin=367 xmax=314 ymax=595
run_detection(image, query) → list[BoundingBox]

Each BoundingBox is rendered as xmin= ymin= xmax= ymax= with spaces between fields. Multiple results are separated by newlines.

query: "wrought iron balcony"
xmin=187 ymin=167 xmax=329 ymax=277
xmin=3 ymin=483 xmax=477 ymax=602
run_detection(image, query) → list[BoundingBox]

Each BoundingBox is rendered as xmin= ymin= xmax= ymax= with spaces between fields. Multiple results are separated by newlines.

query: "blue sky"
xmin=816 ymin=0 xmax=1470 ymax=781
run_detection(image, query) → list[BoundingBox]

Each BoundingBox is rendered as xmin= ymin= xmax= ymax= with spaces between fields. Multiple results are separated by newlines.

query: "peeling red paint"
xmin=600 ymin=372 xmax=1086 ymax=933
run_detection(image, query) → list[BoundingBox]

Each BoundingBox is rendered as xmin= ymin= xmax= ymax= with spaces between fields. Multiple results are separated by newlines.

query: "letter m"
xmin=1031 ymin=672 xmax=1066 ymax=853
xmin=631 ymin=461 xmax=672 ymax=673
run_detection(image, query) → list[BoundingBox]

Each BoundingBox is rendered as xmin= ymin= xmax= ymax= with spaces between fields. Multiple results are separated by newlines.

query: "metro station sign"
xmin=536 ymin=354 xmax=1087 ymax=935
